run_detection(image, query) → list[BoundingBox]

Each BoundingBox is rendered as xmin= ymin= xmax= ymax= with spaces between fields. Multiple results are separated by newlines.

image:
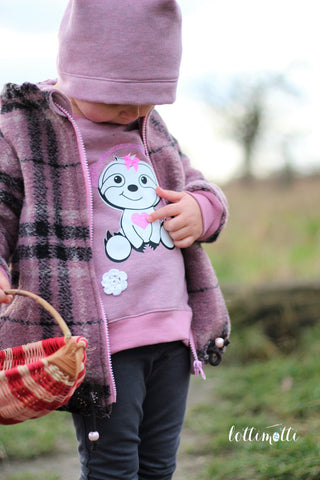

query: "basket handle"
xmin=4 ymin=289 xmax=72 ymax=339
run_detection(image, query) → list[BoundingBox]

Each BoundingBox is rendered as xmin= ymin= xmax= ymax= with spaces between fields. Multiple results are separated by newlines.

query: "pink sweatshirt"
xmin=74 ymin=114 xmax=223 ymax=354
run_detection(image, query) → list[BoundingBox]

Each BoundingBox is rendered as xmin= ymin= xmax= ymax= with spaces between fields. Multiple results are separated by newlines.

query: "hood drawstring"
xmin=88 ymin=390 xmax=100 ymax=448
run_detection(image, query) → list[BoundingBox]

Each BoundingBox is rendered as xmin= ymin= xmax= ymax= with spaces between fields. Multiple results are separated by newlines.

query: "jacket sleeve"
xmin=178 ymin=145 xmax=228 ymax=243
xmin=0 ymin=129 xmax=24 ymax=278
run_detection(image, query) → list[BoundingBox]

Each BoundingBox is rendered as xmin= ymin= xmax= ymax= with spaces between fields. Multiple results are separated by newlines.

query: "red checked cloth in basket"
xmin=0 ymin=290 xmax=88 ymax=425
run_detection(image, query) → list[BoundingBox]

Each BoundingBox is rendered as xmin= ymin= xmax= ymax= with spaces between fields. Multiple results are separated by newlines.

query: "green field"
xmin=206 ymin=175 xmax=320 ymax=285
xmin=182 ymin=323 xmax=320 ymax=479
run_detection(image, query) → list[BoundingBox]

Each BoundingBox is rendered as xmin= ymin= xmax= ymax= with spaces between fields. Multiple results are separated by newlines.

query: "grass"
xmin=206 ymin=175 xmax=320 ymax=285
xmin=0 ymin=412 xmax=76 ymax=461
xmin=182 ymin=323 xmax=320 ymax=479
xmin=4 ymin=475 xmax=59 ymax=480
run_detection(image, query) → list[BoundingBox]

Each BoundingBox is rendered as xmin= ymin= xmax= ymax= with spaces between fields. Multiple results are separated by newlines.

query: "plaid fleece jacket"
xmin=0 ymin=83 xmax=230 ymax=416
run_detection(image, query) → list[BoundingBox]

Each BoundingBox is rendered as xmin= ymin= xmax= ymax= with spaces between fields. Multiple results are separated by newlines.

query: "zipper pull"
xmin=193 ymin=359 xmax=206 ymax=380
xmin=189 ymin=329 xmax=206 ymax=380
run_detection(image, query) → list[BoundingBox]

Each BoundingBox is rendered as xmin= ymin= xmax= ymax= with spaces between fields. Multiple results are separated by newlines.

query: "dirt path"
xmin=1 ymin=376 xmax=211 ymax=480
xmin=1 ymin=446 xmax=205 ymax=480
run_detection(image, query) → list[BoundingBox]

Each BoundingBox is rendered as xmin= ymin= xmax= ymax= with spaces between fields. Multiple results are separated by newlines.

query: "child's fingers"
xmin=0 ymin=289 xmax=13 ymax=304
xmin=166 ymin=225 xmax=190 ymax=241
xmin=163 ymin=214 xmax=186 ymax=233
xmin=172 ymin=235 xmax=195 ymax=249
xmin=0 ymin=272 xmax=13 ymax=304
xmin=147 ymin=202 xmax=178 ymax=223
xmin=147 ymin=187 xmax=185 ymax=223
xmin=155 ymin=186 xmax=184 ymax=203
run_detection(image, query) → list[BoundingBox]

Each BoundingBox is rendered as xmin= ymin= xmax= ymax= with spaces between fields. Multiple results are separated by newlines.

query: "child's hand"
xmin=147 ymin=186 xmax=203 ymax=248
xmin=0 ymin=271 xmax=13 ymax=305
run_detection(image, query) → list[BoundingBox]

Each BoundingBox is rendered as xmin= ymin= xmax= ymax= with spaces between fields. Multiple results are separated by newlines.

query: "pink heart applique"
xmin=132 ymin=212 xmax=149 ymax=229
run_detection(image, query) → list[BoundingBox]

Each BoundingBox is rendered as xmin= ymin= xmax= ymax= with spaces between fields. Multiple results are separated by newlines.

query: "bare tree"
xmin=201 ymin=72 xmax=301 ymax=182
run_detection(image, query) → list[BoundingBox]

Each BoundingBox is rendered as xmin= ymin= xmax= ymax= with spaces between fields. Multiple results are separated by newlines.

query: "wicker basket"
xmin=0 ymin=289 xmax=87 ymax=425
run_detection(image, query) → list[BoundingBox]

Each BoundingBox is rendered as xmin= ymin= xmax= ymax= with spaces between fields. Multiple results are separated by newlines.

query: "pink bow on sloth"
xmin=124 ymin=154 xmax=140 ymax=172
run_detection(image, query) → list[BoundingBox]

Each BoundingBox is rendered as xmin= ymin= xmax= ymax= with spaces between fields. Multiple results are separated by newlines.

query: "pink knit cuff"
xmin=188 ymin=191 xmax=224 ymax=241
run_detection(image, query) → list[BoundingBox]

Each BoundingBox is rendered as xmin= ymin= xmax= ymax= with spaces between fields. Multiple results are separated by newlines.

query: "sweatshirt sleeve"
xmin=188 ymin=190 xmax=224 ymax=242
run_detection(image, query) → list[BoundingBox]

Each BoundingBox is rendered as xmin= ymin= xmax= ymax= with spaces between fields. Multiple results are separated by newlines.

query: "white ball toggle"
xmin=88 ymin=431 xmax=100 ymax=442
xmin=215 ymin=337 xmax=224 ymax=349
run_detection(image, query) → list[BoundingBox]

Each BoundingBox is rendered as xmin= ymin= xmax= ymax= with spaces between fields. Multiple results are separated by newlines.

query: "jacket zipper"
xmin=189 ymin=330 xmax=206 ymax=379
xmin=141 ymin=113 xmax=206 ymax=380
xmin=54 ymin=103 xmax=117 ymax=403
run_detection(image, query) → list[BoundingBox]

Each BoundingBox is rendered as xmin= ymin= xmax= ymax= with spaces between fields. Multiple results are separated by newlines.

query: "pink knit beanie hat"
xmin=57 ymin=0 xmax=182 ymax=105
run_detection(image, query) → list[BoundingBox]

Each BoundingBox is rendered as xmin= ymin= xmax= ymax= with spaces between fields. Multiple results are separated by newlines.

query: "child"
xmin=0 ymin=1 xmax=230 ymax=479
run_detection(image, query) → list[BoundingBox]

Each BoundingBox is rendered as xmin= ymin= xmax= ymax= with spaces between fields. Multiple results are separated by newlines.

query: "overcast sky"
xmin=0 ymin=0 xmax=319 ymax=181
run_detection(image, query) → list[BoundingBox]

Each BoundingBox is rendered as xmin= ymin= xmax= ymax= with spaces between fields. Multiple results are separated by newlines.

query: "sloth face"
xmin=98 ymin=156 xmax=160 ymax=210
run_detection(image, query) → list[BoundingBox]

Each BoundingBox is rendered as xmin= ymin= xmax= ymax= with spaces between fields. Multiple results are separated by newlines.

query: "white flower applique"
xmin=101 ymin=269 xmax=128 ymax=296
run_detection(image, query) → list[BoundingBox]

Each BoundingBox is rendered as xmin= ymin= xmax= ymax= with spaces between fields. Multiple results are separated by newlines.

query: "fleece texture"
xmin=0 ymin=83 xmax=230 ymax=416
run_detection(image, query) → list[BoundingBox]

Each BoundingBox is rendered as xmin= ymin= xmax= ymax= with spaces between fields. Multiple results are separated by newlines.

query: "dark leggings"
xmin=73 ymin=341 xmax=191 ymax=480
